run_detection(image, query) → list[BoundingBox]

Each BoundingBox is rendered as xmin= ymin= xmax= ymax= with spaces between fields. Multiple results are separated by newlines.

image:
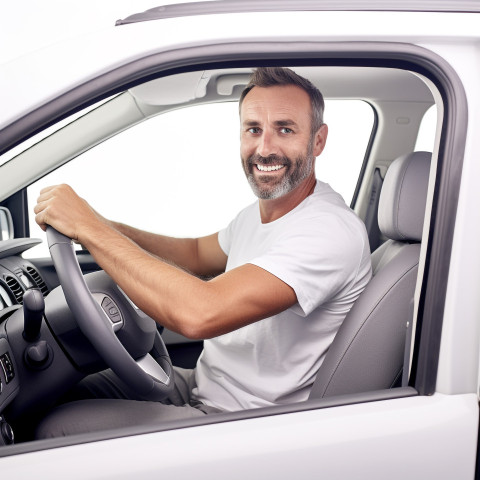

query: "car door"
xmin=0 ymin=5 xmax=479 ymax=478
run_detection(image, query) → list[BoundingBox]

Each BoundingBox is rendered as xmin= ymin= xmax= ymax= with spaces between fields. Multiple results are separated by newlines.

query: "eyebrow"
xmin=242 ymin=119 xmax=299 ymax=128
xmin=274 ymin=119 xmax=298 ymax=128
xmin=242 ymin=120 xmax=261 ymax=127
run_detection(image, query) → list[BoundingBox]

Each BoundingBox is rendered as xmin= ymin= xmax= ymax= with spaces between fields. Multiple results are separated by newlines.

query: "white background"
xmin=0 ymin=1 xmax=170 ymax=64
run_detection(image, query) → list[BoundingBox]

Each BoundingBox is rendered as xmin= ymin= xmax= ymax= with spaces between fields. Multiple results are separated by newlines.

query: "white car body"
xmin=0 ymin=2 xmax=479 ymax=478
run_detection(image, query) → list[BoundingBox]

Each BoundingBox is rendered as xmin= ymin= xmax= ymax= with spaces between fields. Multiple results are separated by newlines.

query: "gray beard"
xmin=243 ymin=141 xmax=315 ymax=200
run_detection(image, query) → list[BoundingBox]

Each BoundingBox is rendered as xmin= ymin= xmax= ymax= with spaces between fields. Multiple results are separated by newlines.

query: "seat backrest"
xmin=310 ymin=151 xmax=431 ymax=399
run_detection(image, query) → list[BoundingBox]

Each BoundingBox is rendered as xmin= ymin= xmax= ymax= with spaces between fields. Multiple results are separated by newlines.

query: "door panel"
xmin=2 ymin=393 xmax=477 ymax=479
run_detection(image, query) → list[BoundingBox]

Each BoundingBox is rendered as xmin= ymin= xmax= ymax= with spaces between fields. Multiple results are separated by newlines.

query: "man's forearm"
xmin=106 ymin=220 xmax=202 ymax=274
xmin=80 ymin=222 xmax=296 ymax=340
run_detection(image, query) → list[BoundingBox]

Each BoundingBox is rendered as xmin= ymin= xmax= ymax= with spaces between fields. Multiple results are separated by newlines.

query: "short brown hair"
xmin=239 ymin=67 xmax=325 ymax=135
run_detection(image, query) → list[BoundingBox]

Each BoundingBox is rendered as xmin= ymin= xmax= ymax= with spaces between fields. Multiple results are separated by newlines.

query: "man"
xmin=34 ymin=67 xmax=372 ymax=435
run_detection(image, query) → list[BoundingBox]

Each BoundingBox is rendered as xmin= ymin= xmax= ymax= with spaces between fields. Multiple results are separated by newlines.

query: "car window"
xmin=415 ymin=105 xmax=437 ymax=152
xmin=25 ymin=99 xmax=374 ymax=258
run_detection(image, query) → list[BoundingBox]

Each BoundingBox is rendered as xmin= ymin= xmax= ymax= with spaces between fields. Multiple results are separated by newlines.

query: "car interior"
xmin=0 ymin=64 xmax=440 ymax=447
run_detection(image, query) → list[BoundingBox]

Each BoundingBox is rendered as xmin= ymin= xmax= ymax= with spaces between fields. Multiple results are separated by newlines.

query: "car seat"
xmin=310 ymin=151 xmax=432 ymax=398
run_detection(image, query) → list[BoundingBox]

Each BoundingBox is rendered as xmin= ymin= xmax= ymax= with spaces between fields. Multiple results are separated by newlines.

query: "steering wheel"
xmin=46 ymin=226 xmax=174 ymax=401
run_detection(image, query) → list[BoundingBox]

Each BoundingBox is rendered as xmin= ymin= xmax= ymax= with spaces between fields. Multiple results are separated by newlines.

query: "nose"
xmin=256 ymin=130 xmax=278 ymax=157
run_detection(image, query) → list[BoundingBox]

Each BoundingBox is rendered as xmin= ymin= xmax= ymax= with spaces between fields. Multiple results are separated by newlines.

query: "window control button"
xmin=0 ymin=353 xmax=15 ymax=383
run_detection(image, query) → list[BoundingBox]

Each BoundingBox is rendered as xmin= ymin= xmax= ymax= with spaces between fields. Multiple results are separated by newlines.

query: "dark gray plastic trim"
xmin=0 ymin=238 xmax=41 ymax=259
xmin=116 ymin=0 xmax=480 ymax=25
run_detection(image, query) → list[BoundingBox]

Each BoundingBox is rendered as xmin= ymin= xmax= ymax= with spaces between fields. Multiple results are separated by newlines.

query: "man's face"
xmin=240 ymin=84 xmax=325 ymax=200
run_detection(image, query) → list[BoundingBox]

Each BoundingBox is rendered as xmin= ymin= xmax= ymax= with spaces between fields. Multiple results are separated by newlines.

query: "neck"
xmin=259 ymin=174 xmax=317 ymax=223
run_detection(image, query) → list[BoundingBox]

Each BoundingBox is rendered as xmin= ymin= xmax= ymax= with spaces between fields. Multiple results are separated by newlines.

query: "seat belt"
xmin=364 ymin=167 xmax=384 ymax=252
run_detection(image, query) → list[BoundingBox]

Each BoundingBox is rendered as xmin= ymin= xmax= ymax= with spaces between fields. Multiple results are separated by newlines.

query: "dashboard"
xmin=0 ymin=239 xmax=49 ymax=313
xmin=0 ymin=238 xmax=50 ymax=444
xmin=0 ymin=238 xmax=160 ymax=444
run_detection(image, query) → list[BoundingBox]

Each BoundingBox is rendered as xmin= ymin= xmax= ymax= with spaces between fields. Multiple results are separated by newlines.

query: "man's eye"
xmin=280 ymin=127 xmax=293 ymax=134
xmin=248 ymin=127 xmax=261 ymax=134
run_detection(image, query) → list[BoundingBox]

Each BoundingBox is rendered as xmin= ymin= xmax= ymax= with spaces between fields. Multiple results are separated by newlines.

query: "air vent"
xmin=25 ymin=266 xmax=49 ymax=296
xmin=5 ymin=276 xmax=24 ymax=304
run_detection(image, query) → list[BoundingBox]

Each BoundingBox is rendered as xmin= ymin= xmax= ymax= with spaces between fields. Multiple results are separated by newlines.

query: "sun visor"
xmin=129 ymin=71 xmax=210 ymax=106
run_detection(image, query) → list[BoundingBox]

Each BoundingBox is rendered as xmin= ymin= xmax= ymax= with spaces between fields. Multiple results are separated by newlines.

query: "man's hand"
xmin=34 ymin=184 xmax=102 ymax=242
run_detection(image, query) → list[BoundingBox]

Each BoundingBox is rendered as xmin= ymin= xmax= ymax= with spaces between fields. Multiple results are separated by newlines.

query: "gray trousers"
xmin=35 ymin=367 xmax=221 ymax=439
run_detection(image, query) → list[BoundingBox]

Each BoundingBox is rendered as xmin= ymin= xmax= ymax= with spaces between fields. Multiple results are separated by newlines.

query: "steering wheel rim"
xmin=46 ymin=226 xmax=174 ymax=401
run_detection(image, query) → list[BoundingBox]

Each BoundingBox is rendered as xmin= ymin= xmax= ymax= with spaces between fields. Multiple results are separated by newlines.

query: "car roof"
xmin=116 ymin=0 xmax=480 ymax=25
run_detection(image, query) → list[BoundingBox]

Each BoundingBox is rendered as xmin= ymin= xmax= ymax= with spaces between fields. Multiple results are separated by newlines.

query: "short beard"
xmin=242 ymin=138 xmax=315 ymax=200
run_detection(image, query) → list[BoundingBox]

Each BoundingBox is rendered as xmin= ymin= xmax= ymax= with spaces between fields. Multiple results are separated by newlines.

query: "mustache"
xmin=247 ymin=154 xmax=291 ymax=167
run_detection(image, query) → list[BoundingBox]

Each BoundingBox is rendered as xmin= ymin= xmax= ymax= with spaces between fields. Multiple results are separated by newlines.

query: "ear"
xmin=312 ymin=124 xmax=328 ymax=157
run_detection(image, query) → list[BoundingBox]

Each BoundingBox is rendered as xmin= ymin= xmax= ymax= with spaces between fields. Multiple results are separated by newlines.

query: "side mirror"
xmin=0 ymin=207 xmax=14 ymax=240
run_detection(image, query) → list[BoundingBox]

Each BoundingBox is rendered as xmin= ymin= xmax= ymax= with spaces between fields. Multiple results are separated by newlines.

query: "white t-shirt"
xmin=192 ymin=180 xmax=372 ymax=411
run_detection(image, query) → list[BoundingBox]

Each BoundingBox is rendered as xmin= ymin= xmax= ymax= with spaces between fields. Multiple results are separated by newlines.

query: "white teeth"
xmin=257 ymin=164 xmax=284 ymax=172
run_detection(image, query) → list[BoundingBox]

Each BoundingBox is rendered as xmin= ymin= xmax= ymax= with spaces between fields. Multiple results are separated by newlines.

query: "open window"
xmin=0 ymin=47 xmax=463 ymax=455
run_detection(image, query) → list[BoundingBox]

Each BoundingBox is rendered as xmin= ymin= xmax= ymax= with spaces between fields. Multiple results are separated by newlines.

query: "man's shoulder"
xmin=230 ymin=199 xmax=259 ymax=225
xmin=310 ymin=180 xmax=349 ymax=208
xmin=294 ymin=181 xmax=359 ymax=224
xmin=287 ymin=181 xmax=369 ymax=249
xmin=219 ymin=200 xmax=259 ymax=242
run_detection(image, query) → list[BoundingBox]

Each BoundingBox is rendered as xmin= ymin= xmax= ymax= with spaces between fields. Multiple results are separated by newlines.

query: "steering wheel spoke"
xmin=136 ymin=354 xmax=170 ymax=384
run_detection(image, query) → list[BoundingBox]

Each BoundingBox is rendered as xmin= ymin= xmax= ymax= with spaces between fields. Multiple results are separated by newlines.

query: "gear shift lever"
xmin=23 ymin=288 xmax=52 ymax=368
xmin=23 ymin=288 xmax=45 ymax=342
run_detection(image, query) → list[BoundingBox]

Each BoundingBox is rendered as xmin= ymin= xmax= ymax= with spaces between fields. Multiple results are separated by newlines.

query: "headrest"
xmin=378 ymin=151 xmax=432 ymax=242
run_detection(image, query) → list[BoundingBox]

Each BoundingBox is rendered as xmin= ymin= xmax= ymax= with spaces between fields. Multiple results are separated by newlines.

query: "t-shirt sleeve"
xmin=249 ymin=214 xmax=368 ymax=317
xmin=218 ymin=219 xmax=234 ymax=256
xmin=218 ymin=201 xmax=257 ymax=257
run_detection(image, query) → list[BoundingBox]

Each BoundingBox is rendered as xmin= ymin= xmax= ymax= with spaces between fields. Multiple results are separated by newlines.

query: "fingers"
xmin=36 ymin=184 xmax=71 ymax=204
xmin=33 ymin=184 xmax=92 ymax=241
xmin=34 ymin=184 xmax=62 ymax=231
xmin=38 ymin=185 xmax=58 ymax=196
xmin=34 ymin=186 xmax=60 ymax=231
xmin=34 ymin=204 xmax=49 ymax=232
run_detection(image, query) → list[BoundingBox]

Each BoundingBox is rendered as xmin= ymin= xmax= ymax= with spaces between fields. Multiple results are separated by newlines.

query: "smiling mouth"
xmin=256 ymin=164 xmax=285 ymax=172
